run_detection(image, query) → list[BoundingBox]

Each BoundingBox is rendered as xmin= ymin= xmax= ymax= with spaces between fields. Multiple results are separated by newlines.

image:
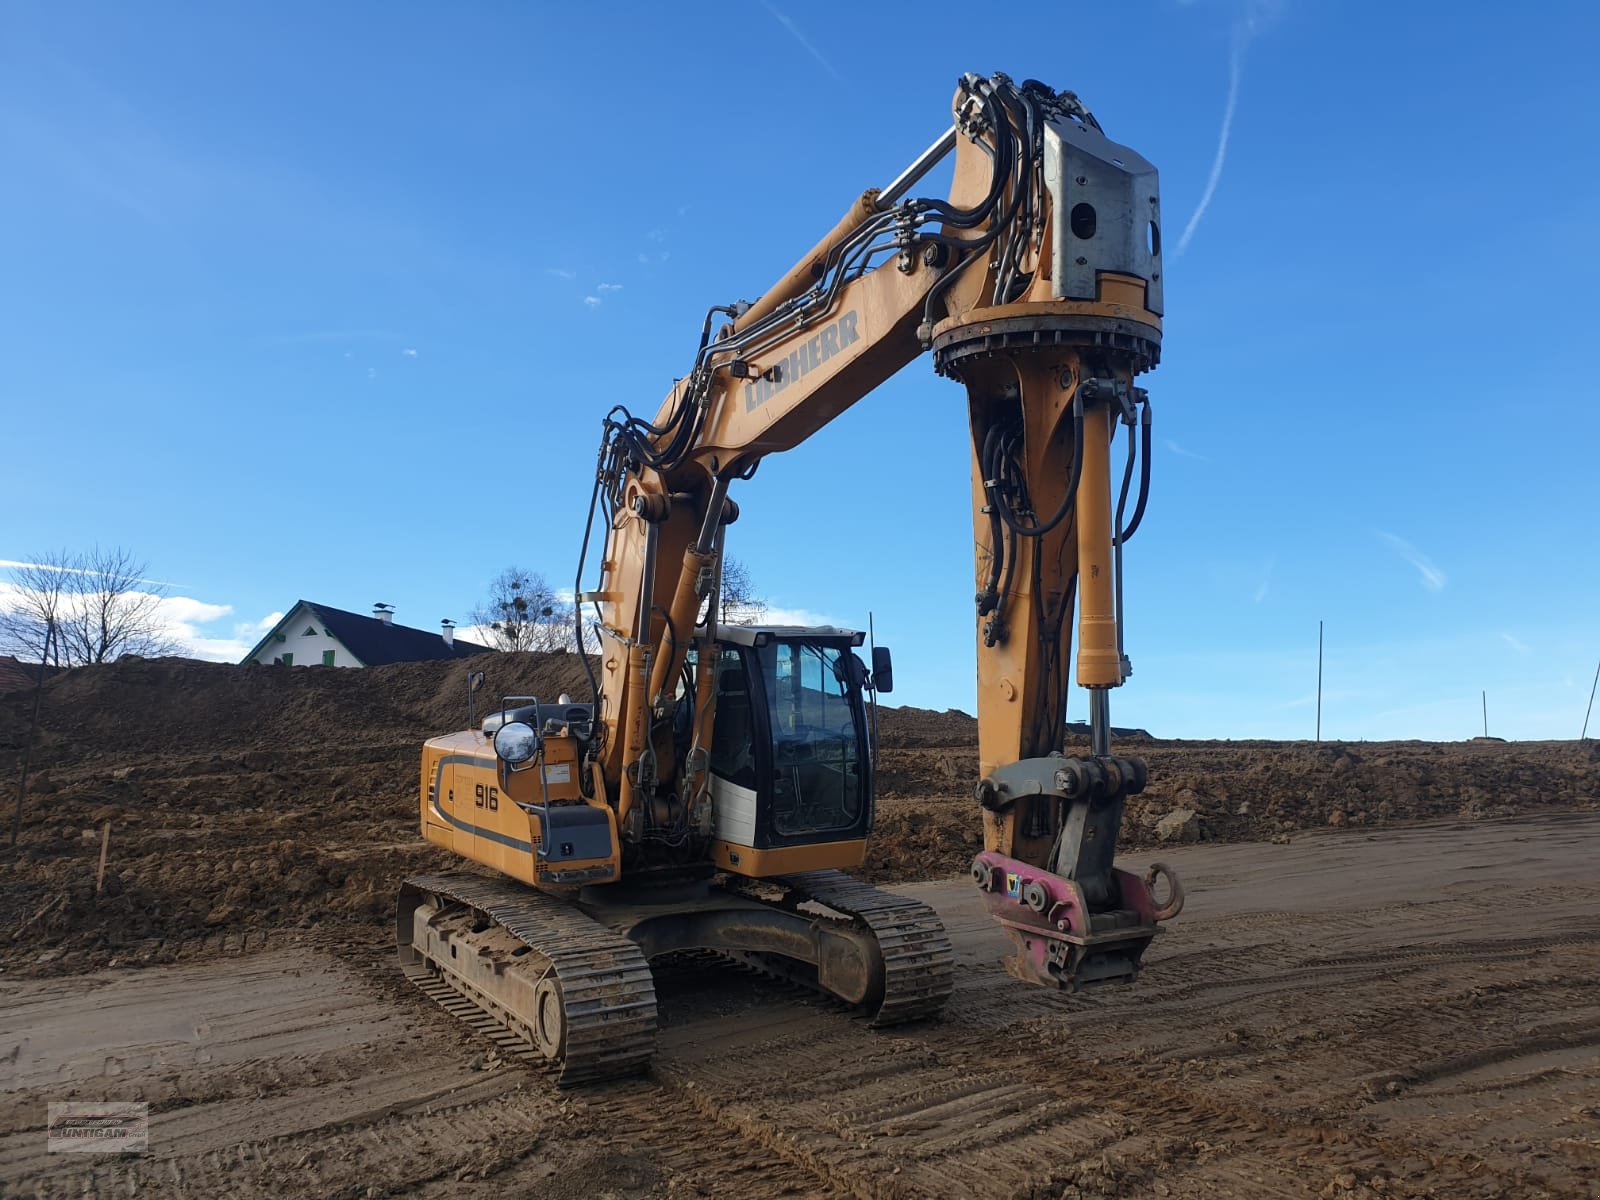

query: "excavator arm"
xmin=578 ymin=71 xmax=1176 ymax=987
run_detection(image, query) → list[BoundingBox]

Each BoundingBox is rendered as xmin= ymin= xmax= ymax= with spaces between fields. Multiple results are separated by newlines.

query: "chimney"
xmin=441 ymin=618 xmax=456 ymax=647
xmin=373 ymin=602 xmax=394 ymax=626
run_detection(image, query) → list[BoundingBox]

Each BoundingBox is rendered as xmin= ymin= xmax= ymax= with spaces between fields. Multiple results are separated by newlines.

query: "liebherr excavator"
xmin=398 ymin=71 xmax=1182 ymax=1084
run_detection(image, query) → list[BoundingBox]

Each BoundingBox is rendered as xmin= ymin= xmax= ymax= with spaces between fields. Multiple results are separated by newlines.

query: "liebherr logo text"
xmin=744 ymin=310 xmax=861 ymax=412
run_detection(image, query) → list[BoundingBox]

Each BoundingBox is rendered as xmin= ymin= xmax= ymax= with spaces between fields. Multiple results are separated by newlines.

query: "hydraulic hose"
xmin=977 ymin=423 xmax=1006 ymax=614
xmin=986 ymin=393 xmax=1085 ymax=538
xmin=1118 ymin=403 xmax=1153 ymax=544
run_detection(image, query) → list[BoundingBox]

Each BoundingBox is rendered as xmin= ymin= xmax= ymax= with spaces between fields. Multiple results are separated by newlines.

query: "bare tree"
xmin=0 ymin=548 xmax=178 ymax=667
xmin=0 ymin=553 xmax=70 ymax=667
xmin=720 ymin=557 xmax=767 ymax=625
xmin=471 ymin=567 xmax=573 ymax=653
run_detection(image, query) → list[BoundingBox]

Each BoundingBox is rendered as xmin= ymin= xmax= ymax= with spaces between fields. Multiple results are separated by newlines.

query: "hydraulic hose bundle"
xmin=573 ymin=72 xmax=1085 ymax=696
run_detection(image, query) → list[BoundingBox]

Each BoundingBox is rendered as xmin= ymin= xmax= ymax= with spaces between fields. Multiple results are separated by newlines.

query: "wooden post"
xmin=96 ymin=822 xmax=111 ymax=893
xmin=1482 ymin=690 xmax=1488 ymax=738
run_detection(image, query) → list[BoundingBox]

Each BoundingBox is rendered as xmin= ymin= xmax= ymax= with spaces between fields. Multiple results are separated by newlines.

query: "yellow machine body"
xmin=420 ymin=732 xmax=620 ymax=888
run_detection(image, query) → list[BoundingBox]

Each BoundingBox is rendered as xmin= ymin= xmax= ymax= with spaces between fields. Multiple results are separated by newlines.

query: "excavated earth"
xmin=2 ymin=654 xmax=1598 ymax=1198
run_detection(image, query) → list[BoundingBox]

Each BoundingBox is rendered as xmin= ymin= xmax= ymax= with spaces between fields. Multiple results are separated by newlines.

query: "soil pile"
xmin=871 ymin=713 xmax=1599 ymax=880
xmin=2 ymin=655 xmax=1595 ymax=974
xmin=0 ymin=652 xmax=591 ymax=974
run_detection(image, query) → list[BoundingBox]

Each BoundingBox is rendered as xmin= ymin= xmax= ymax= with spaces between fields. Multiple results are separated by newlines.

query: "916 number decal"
xmin=474 ymin=782 xmax=499 ymax=811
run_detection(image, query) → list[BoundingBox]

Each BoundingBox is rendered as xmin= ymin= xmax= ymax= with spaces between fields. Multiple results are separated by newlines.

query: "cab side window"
xmin=708 ymin=649 xmax=758 ymax=789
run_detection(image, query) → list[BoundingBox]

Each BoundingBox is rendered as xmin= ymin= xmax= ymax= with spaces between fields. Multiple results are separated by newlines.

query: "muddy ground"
xmin=2 ymin=654 xmax=1599 ymax=1197
xmin=4 ymin=815 xmax=1599 ymax=1198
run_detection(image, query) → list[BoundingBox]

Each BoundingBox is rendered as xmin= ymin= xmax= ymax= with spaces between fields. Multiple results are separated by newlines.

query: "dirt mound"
xmin=0 ymin=652 xmax=593 ymax=974
xmin=868 ymin=731 xmax=1600 ymax=882
xmin=0 ymin=651 xmax=592 ymax=768
xmin=2 ymin=654 xmax=1596 ymax=974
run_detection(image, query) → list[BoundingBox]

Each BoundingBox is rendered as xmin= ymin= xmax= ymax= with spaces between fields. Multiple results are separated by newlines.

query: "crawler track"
xmin=397 ymin=869 xmax=954 ymax=1085
xmin=775 ymin=869 xmax=955 ymax=1025
xmin=398 ymin=873 xmax=658 ymax=1086
xmin=719 ymin=869 xmax=955 ymax=1025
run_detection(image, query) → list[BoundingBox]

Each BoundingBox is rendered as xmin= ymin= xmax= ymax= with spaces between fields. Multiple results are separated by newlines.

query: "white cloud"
xmin=366 ymin=367 xmax=378 ymax=379
xmin=545 ymin=267 xmax=577 ymax=280
xmin=638 ymin=253 xmax=650 ymax=264
xmin=583 ymin=295 xmax=602 ymax=307
xmin=455 ymin=621 xmax=579 ymax=654
xmin=167 ymin=602 xmax=299 ymax=661
xmin=1501 ymin=632 xmax=1531 ymax=655
xmin=153 ymin=596 xmax=237 ymax=657
xmin=1164 ymin=439 xmax=1210 ymax=462
xmin=182 ymin=635 xmax=256 ymax=659
xmin=731 ymin=604 xmax=842 ymax=629
xmin=401 ymin=347 xmax=418 ymax=358
xmin=455 ymin=622 xmax=498 ymax=649
xmin=156 ymin=596 xmax=232 ymax=625
xmin=233 ymin=612 xmax=282 ymax=638
xmin=0 ymin=579 xmax=264 ymax=662
xmin=1377 ymin=531 xmax=1447 ymax=593
xmin=597 ymin=282 xmax=623 ymax=293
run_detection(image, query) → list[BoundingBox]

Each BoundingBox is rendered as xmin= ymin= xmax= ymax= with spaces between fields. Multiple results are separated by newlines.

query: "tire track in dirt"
xmin=7 ymin=815 xmax=1600 ymax=1198
xmin=620 ymin=843 xmax=1600 ymax=1198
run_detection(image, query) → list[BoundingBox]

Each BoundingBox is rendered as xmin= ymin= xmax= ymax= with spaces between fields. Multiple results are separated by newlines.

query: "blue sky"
xmin=3 ymin=1 xmax=1597 ymax=740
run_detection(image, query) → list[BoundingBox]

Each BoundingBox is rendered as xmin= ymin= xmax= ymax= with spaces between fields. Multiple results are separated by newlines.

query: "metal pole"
xmin=876 ymin=126 xmax=957 ymax=210
xmin=1482 ymin=691 xmax=1488 ymax=738
xmin=867 ymin=611 xmax=880 ymax=771
xmin=693 ymin=476 xmax=731 ymax=555
xmin=636 ymin=520 xmax=660 ymax=642
xmin=1583 ymin=659 xmax=1600 ymax=740
xmin=1315 ymin=620 xmax=1323 ymax=743
xmin=1089 ymin=689 xmax=1111 ymax=757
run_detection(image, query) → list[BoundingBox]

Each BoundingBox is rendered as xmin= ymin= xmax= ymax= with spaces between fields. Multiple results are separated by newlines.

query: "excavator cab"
xmin=704 ymin=625 xmax=876 ymax=874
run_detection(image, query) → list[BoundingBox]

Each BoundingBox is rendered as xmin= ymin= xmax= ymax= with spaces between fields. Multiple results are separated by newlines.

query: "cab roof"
xmin=713 ymin=624 xmax=865 ymax=648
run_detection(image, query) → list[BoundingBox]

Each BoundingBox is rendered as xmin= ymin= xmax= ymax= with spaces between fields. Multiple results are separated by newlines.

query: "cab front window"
xmin=759 ymin=642 xmax=864 ymax=835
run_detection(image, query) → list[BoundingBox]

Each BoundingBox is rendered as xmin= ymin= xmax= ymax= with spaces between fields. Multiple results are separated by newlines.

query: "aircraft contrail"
xmin=760 ymin=1 xmax=842 ymax=80
xmin=1176 ymin=28 xmax=1246 ymax=256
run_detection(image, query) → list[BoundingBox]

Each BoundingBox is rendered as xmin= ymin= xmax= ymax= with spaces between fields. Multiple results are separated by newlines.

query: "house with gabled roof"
xmin=241 ymin=601 xmax=489 ymax=667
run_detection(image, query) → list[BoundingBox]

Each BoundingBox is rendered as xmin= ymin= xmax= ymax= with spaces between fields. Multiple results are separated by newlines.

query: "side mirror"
xmin=871 ymin=646 xmax=894 ymax=694
xmin=834 ymin=652 xmax=870 ymax=690
xmin=493 ymin=720 xmax=540 ymax=766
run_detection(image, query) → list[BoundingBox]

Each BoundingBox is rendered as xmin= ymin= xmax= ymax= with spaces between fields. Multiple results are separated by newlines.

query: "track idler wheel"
xmin=531 ymin=976 xmax=566 ymax=1060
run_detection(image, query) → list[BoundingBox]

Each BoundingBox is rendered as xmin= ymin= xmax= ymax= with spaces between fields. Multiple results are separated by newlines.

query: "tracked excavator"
xmin=398 ymin=71 xmax=1183 ymax=1084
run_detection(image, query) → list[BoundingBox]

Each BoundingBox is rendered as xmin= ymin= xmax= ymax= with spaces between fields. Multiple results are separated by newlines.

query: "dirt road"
xmin=4 ymin=812 xmax=1598 ymax=1199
